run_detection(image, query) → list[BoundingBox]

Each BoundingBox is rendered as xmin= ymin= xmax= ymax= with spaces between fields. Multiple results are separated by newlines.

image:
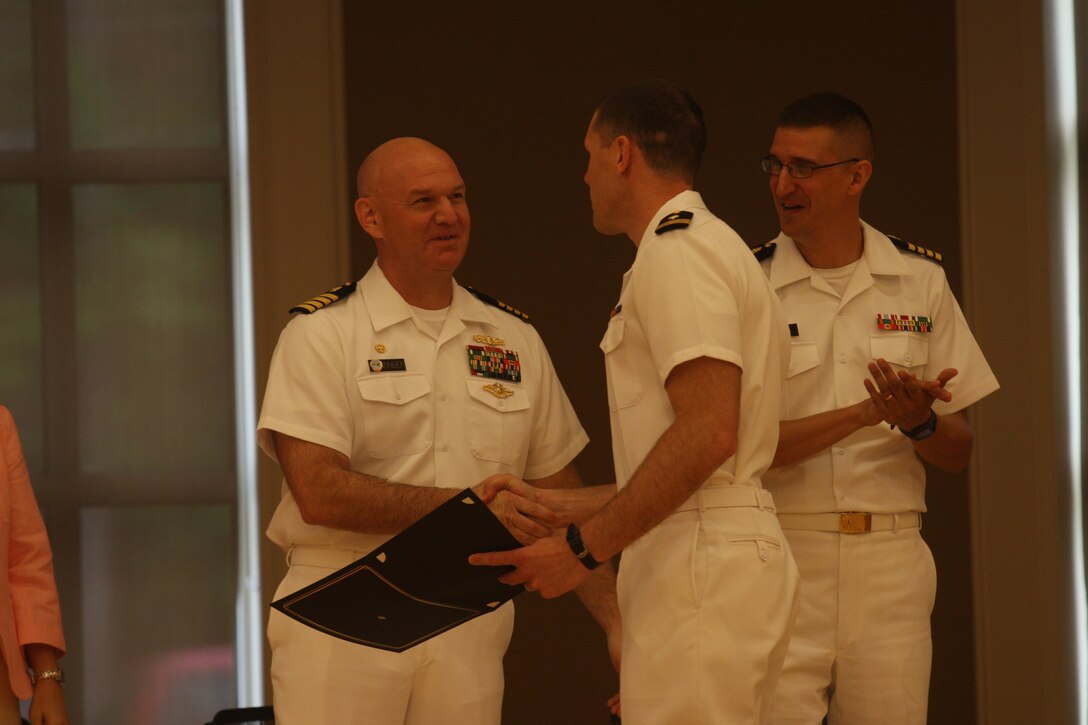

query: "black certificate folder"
xmin=271 ymin=488 xmax=524 ymax=652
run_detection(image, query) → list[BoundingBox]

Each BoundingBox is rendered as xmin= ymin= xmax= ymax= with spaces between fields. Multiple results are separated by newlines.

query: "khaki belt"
xmin=675 ymin=486 xmax=777 ymax=514
xmin=776 ymin=511 xmax=922 ymax=534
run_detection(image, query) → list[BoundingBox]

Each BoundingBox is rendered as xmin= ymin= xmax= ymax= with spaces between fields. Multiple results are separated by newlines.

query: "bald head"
xmin=356 ymin=137 xmax=457 ymax=199
xmin=352 ymin=137 xmax=470 ymax=300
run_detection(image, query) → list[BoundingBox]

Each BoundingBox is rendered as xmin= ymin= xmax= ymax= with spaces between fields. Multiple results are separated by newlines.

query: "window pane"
xmin=73 ymin=183 xmax=234 ymax=483
xmin=81 ymin=505 xmax=236 ymax=725
xmin=0 ymin=184 xmax=43 ymax=471
xmin=0 ymin=0 xmax=34 ymax=149
xmin=66 ymin=0 xmax=225 ymax=149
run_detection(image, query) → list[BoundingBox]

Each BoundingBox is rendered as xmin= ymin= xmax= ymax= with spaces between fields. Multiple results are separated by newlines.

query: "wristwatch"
xmin=566 ymin=524 xmax=602 ymax=570
xmin=31 ymin=668 xmax=64 ymax=686
xmin=900 ymin=410 xmax=939 ymax=441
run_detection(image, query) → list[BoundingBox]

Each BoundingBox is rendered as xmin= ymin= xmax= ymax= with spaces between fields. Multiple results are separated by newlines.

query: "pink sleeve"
xmin=1 ymin=407 xmax=66 ymax=654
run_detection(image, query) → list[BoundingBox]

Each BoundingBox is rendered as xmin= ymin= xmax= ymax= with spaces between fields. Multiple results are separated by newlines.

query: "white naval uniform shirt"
xmin=258 ymin=261 xmax=588 ymax=554
xmin=600 ymin=190 xmax=787 ymax=490
xmin=761 ymin=222 xmax=1000 ymax=514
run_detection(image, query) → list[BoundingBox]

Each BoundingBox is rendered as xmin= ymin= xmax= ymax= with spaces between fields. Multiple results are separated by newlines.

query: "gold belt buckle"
xmin=839 ymin=512 xmax=872 ymax=534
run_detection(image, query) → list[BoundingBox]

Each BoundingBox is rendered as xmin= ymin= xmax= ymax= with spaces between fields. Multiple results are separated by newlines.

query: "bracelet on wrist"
xmin=30 ymin=668 xmax=64 ymax=686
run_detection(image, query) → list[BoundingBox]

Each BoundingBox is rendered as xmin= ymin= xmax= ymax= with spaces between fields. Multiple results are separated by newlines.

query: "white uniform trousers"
xmin=268 ymin=552 xmax=514 ymax=725
xmin=768 ymin=528 xmax=936 ymax=724
xmin=618 ymin=506 xmax=800 ymax=724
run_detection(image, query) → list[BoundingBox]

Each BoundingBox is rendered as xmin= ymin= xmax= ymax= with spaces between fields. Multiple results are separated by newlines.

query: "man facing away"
xmin=258 ymin=137 xmax=619 ymax=725
xmin=758 ymin=92 xmax=999 ymax=723
xmin=473 ymin=80 xmax=800 ymax=724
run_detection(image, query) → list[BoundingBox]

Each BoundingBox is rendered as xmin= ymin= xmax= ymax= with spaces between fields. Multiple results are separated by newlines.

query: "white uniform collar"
xmin=767 ymin=220 xmax=913 ymax=291
xmin=360 ymin=260 xmax=497 ymax=333
xmin=860 ymin=221 xmax=914 ymax=277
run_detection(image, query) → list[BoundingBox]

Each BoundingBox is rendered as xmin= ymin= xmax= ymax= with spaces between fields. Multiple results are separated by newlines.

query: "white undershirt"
xmin=409 ymin=304 xmax=450 ymax=339
xmin=814 ymin=260 xmax=859 ymax=298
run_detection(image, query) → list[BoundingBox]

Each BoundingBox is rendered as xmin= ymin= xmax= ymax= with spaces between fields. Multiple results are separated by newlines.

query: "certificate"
xmin=271 ymin=489 xmax=523 ymax=652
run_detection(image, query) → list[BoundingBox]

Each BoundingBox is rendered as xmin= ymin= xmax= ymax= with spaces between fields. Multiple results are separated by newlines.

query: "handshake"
xmin=473 ymin=474 xmax=613 ymax=546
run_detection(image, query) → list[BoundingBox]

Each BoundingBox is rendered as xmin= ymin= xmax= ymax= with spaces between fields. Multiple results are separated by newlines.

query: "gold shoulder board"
xmin=889 ymin=235 xmax=943 ymax=263
xmin=752 ymin=241 xmax=777 ymax=261
xmin=288 ymin=281 xmax=357 ymax=314
xmin=462 ymin=285 xmax=530 ymax=323
xmin=655 ymin=210 xmax=694 ymax=235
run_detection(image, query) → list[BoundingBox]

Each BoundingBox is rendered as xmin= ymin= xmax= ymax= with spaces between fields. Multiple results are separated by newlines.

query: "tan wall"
xmin=958 ymin=1 xmax=1079 ymax=722
xmin=244 ymin=1 xmax=1081 ymax=723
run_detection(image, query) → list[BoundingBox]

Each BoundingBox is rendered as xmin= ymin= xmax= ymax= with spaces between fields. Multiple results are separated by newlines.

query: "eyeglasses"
xmin=761 ymin=155 xmax=859 ymax=179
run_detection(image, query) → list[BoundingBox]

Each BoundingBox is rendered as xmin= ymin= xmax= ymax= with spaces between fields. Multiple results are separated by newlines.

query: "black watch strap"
xmin=900 ymin=410 xmax=939 ymax=441
xmin=566 ymin=524 xmax=602 ymax=570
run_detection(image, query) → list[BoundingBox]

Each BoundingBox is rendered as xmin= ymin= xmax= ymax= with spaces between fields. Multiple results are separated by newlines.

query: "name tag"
xmin=369 ymin=358 xmax=407 ymax=373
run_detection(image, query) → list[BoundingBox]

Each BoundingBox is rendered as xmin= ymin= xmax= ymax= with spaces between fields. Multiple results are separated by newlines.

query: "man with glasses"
xmin=756 ymin=92 xmax=999 ymax=723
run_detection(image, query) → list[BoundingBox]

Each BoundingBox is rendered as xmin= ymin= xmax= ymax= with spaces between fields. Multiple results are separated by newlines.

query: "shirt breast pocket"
xmin=869 ymin=332 xmax=929 ymax=373
xmin=356 ymin=373 xmax=432 ymax=458
xmin=465 ymin=378 xmax=532 ymax=465
xmin=599 ymin=316 xmax=643 ymax=411
xmin=786 ymin=339 xmax=821 ymax=379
